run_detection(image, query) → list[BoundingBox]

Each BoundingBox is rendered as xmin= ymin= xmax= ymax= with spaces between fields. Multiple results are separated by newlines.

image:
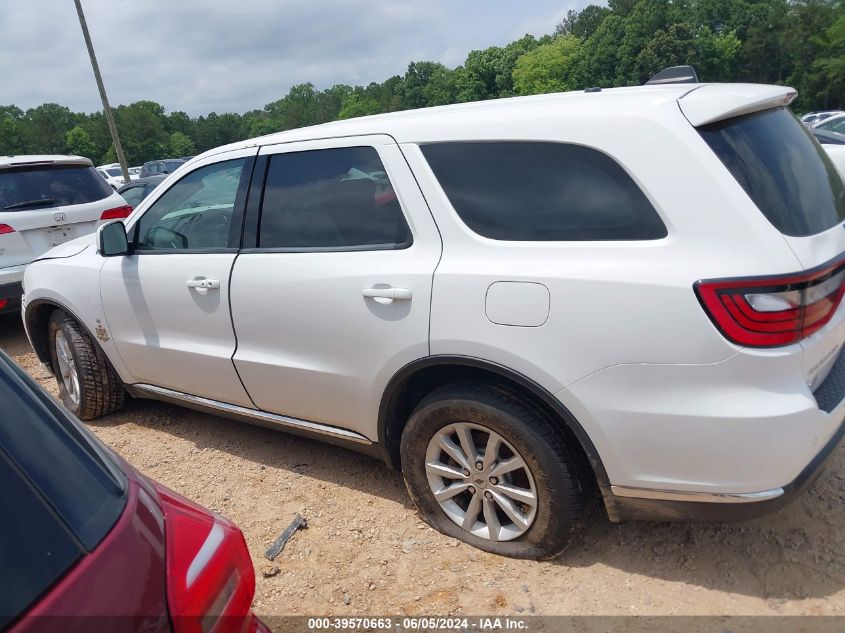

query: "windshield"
xmin=0 ymin=164 xmax=113 ymax=210
xmin=105 ymin=168 xmax=122 ymax=177
xmin=699 ymin=108 xmax=845 ymax=237
xmin=164 ymin=160 xmax=185 ymax=171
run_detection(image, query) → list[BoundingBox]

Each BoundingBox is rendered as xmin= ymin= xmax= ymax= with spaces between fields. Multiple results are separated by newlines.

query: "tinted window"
xmin=700 ymin=108 xmax=845 ymax=237
xmin=135 ymin=158 xmax=245 ymax=250
xmin=0 ymin=352 xmax=127 ymax=625
xmin=0 ymin=165 xmax=113 ymax=211
xmin=259 ymin=147 xmax=410 ymax=249
xmin=105 ymin=168 xmax=122 ymax=177
xmin=421 ymin=142 xmax=666 ymax=241
xmin=0 ymin=451 xmax=82 ymax=629
xmin=119 ymin=184 xmax=147 ymax=208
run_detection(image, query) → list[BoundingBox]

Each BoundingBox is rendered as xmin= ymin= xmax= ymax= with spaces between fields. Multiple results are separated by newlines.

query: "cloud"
xmin=1 ymin=0 xmax=596 ymax=115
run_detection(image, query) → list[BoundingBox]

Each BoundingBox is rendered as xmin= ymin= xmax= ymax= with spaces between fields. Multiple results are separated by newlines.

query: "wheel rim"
xmin=55 ymin=331 xmax=80 ymax=405
xmin=425 ymin=422 xmax=538 ymax=542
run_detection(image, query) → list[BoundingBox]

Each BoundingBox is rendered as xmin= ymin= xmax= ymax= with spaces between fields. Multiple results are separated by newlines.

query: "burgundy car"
xmin=0 ymin=350 xmax=268 ymax=633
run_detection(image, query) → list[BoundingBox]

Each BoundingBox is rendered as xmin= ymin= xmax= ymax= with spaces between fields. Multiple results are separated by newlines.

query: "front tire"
xmin=400 ymin=383 xmax=586 ymax=559
xmin=48 ymin=310 xmax=125 ymax=420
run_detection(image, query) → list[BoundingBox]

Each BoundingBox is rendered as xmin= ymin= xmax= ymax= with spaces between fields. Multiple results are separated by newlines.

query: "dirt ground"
xmin=3 ymin=313 xmax=844 ymax=618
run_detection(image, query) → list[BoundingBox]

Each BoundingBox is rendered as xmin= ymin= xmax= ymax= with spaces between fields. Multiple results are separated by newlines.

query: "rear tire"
xmin=48 ymin=310 xmax=125 ymax=420
xmin=400 ymin=383 xmax=585 ymax=559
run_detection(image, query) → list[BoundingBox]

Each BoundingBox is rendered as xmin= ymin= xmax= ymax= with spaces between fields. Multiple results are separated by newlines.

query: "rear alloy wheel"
xmin=401 ymin=383 xmax=586 ymax=559
xmin=425 ymin=422 xmax=538 ymax=542
xmin=48 ymin=310 xmax=125 ymax=420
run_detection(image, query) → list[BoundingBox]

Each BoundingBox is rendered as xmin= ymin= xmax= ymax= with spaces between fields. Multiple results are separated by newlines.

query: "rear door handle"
xmin=186 ymin=278 xmax=220 ymax=290
xmin=362 ymin=287 xmax=412 ymax=303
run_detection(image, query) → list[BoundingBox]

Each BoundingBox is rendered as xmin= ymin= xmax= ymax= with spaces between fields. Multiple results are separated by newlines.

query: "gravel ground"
xmin=3 ymin=313 xmax=844 ymax=617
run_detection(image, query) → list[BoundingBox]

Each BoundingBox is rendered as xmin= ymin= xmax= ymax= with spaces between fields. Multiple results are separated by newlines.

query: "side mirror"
xmin=98 ymin=221 xmax=130 ymax=257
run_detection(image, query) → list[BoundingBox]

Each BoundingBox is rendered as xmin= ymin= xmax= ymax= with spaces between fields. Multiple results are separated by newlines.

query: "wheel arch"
xmin=377 ymin=355 xmax=611 ymax=494
xmin=25 ymin=298 xmax=102 ymax=369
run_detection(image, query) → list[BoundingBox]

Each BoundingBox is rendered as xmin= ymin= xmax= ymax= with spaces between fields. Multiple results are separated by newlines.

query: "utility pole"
xmin=73 ymin=0 xmax=129 ymax=182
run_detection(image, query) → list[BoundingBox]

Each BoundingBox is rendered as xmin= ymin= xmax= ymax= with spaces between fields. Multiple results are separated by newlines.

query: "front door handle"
xmin=186 ymin=278 xmax=220 ymax=290
xmin=362 ymin=287 xmax=412 ymax=303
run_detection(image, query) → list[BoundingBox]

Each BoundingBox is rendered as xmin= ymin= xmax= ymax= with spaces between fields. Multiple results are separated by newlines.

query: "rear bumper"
xmin=561 ymin=315 xmax=845 ymax=522
xmin=607 ymin=413 xmax=845 ymax=521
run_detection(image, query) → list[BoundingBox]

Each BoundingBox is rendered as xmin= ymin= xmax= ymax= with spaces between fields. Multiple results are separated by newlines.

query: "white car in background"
xmin=0 ymin=155 xmax=131 ymax=316
xmin=20 ymin=82 xmax=845 ymax=559
xmin=96 ymin=164 xmax=126 ymax=189
xmin=813 ymin=113 xmax=845 ymax=134
xmin=825 ymin=144 xmax=845 ymax=178
xmin=128 ymin=166 xmax=142 ymax=180
xmin=801 ymin=110 xmax=844 ymax=126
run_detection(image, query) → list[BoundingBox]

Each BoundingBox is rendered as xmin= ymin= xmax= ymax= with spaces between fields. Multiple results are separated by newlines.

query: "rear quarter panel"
xmin=402 ymin=99 xmax=802 ymax=395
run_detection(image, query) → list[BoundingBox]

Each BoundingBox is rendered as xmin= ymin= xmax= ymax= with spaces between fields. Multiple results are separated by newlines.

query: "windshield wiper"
xmin=3 ymin=198 xmax=57 ymax=210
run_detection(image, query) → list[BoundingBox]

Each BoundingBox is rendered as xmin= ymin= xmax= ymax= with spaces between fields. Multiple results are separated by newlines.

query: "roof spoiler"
xmin=679 ymin=84 xmax=798 ymax=127
xmin=645 ymin=65 xmax=699 ymax=85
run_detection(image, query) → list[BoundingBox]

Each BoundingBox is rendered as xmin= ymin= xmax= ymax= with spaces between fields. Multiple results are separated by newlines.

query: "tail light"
xmin=157 ymin=485 xmax=258 ymax=633
xmin=100 ymin=205 xmax=133 ymax=220
xmin=0 ymin=224 xmax=14 ymax=234
xmin=0 ymin=299 xmax=7 ymax=310
xmin=696 ymin=258 xmax=845 ymax=348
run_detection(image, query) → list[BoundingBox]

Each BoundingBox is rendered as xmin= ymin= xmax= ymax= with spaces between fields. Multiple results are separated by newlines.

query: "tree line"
xmin=2 ymin=0 xmax=843 ymax=167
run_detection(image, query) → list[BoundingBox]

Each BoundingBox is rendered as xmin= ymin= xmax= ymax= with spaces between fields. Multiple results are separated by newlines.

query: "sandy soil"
xmin=3 ymin=313 xmax=844 ymax=617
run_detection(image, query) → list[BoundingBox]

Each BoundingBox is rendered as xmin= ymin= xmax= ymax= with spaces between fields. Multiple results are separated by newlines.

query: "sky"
xmin=0 ymin=0 xmax=593 ymax=117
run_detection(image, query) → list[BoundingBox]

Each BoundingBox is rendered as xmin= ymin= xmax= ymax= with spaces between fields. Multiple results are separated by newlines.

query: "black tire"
xmin=48 ymin=310 xmax=125 ymax=420
xmin=400 ymin=383 xmax=586 ymax=559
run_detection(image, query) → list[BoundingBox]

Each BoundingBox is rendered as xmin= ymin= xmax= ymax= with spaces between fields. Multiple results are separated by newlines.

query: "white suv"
xmin=21 ymin=83 xmax=845 ymax=559
xmin=0 ymin=155 xmax=131 ymax=317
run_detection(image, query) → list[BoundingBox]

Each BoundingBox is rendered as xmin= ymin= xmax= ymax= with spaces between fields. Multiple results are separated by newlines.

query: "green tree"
xmin=338 ymin=92 xmax=382 ymax=119
xmin=555 ymin=5 xmax=611 ymax=39
xmin=692 ymin=27 xmax=742 ymax=81
xmin=786 ymin=0 xmax=842 ymax=111
xmin=581 ymin=15 xmax=628 ymax=86
xmin=810 ymin=14 xmax=845 ymax=108
xmin=266 ymin=83 xmax=318 ymax=130
xmin=458 ymin=35 xmax=540 ymax=101
xmin=0 ymin=106 xmax=23 ymax=155
xmin=423 ymin=66 xmax=463 ymax=106
xmin=166 ymin=110 xmax=194 ymax=136
xmin=65 ymin=125 xmax=99 ymax=161
xmin=18 ymin=103 xmax=76 ymax=153
xmin=513 ymin=36 xmax=584 ymax=95
xmin=168 ymin=131 xmax=195 ymax=157
xmin=112 ymin=101 xmax=169 ymax=164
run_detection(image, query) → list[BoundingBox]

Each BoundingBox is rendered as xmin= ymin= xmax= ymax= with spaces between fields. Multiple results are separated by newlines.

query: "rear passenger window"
xmin=421 ymin=142 xmax=667 ymax=241
xmin=258 ymin=147 xmax=411 ymax=249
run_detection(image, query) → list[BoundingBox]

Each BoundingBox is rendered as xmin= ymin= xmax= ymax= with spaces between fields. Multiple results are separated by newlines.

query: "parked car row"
xmin=97 ymin=160 xmax=190 ymax=190
xmin=14 ymin=79 xmax=845 ymax=563
xmin=800 ymin=110 xmax=844 ymax=126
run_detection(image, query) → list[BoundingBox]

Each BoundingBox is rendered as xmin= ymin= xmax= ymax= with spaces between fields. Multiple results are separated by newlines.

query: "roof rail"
xmin=645 ymin=65 xmax=699 ymax=86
